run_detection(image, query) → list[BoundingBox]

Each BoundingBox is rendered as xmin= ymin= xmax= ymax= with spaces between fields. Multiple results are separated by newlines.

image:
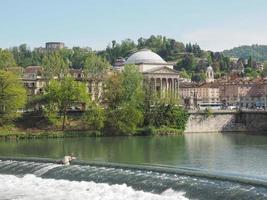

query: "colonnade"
xmin=149 ymin=77 xmax=179 ymax=99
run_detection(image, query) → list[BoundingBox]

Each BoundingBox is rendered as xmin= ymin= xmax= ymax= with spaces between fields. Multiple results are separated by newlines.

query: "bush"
xmin=105 ymin=104 xmax=143 ymax=135
xmin=145 ymin=103 xmax=189 ymax=131
xmin=153 ymin=126 xmax=183 ymax=135
xmin=82 ymin=103 xmax=105 ymax=131
xmin=203 ymin=108 xmax=213 ymax=118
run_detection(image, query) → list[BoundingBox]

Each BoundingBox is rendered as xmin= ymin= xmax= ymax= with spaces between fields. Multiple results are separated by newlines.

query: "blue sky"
xmin=0 ymin=0 xmax=267 ymax=51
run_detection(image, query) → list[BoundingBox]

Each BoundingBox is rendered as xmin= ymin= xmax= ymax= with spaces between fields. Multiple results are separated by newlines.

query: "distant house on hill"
xmin=23 ymin=66 xmax=45 ymax=95
xmin=230 ymin=58 xmax=245 ymax=75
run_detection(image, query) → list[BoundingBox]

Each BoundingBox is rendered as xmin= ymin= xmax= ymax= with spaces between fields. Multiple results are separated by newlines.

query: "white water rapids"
xmin=0 ymin=174 xmax=189 ymax=200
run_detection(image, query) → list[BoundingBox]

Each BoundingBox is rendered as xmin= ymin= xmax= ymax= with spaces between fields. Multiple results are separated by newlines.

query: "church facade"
xmin=114 ymin=49 xmax=180 ymax=100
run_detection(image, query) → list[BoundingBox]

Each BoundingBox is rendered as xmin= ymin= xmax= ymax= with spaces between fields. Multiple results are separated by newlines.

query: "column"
xmin=166 ymin=78 xmax=170 ymax=97
xmin=154 ymin=78 xmax=156 ymax=93
xmin=172 ymin=78 xmax=175 ymax=99
xmin=160 ymin=78 xmax=162 ymax=98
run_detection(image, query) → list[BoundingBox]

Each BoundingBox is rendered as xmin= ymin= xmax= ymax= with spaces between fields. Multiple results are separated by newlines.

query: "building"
xmin=124 ymin=49 xmax=174 ymax=71
xmin=179 ymin=82 xmax=198 ymax=109
xmin=113 ymin=57 xmax=126 ymax=71
xmin=205 ymin=65 xmax=214 ymax=83
xmin=45 ymin=42 xmax=65 ymax=50
xmin=180 ymin=65 xmax=220 ymax=109
xmin=115 ymin=49 xmax=180 ymax=100
xmin=23 ymin=66 xmax=46 ymax=95
xmin=230 ymin=58 xmax=245 ymax=75
xmin=219 ymin=78 xmax=267 ymax=108
xmin=197 ymin=82 xmax=220 ymax=104
xmin=68 ymin=69 xmax=84 ymax=80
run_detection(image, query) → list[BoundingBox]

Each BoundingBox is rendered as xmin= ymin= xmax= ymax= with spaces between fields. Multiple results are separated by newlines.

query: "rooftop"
xmin=125 ymin=49 xmax=167 ymax=65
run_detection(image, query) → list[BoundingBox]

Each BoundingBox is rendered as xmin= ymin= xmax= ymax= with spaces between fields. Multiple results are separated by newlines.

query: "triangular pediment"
xmin=143 ymin=66 xmax=179 ymax=74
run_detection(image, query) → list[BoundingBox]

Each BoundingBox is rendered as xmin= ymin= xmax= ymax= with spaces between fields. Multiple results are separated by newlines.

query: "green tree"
xmin=82 ymin=102 xmax=105 ymax=131
xmin=10 ymin=44 xmax=33 ymax=67
xmin=42 ymin=51 xmax=68 ymax=79
xmin=244 ymin=67 xmax=260 ymax=78
xmin=175 ymin=54 xmax=196 ymax=71
xmin=45 ymin=76 xmax=90 ymax=130
xmin=0 ymin=70 xmax=26 ymax=125
xmin=143 ymin=96 xmax=188 ymax=131
xmin=142 ymin=79 xmax=157 ymax=126
xmin=179 ymin=69 xmax=191 ymax=79
xmin=84 ymin=53 xmax=110 ymax=102
xmin=263 ymin=62 xmax=267 ymax=77
xmin=104 ymin=65 xmax=144 ymax=134
xmin=70 ymin=47 xmax=92 ymax=68
xmin=0 ymin=49 xmax=17 ymax=70
xmin=84 ymin=53 xmax=110 ymax=79
xmin=247 ymin=56 xmax=252 ymax=68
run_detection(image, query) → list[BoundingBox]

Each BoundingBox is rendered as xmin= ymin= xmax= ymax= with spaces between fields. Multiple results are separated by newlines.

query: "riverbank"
xmin=185 ymin=110 xmax=267 ymax=133
xmin=0 ymin=129 xmax=101 ymax=140
xmin=0 ymin=126 xmax=183 ymax=140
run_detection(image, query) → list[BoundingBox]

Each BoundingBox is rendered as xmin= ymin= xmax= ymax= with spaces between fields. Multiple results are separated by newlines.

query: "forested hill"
xmin=1 ymin=35 xmax=265 ymax=82
xmin=223 ymin=45 xmax=267 ymax=61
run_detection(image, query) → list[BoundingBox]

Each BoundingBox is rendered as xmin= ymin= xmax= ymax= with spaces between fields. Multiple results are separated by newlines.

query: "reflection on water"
xmin=0 ymin=133 xmax=267 ymax=179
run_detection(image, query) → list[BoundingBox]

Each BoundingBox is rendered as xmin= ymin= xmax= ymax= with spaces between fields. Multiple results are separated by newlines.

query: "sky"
xmin=0 ymin=0 xmax=267 ymax=51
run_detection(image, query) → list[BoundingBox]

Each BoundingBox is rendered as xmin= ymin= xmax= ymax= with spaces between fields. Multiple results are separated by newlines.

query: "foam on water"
xmin=0 ymin=159 xmax=267 ymax=200
xmin=0 ymin=174 xmax=188 ymax=200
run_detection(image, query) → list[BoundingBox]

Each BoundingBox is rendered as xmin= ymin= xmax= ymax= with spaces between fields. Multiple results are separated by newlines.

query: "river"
xmin=0 ymin=133 xmax=266 ymax=199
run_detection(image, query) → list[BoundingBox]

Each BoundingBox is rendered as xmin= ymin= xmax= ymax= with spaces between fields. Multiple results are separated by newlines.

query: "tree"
xmin=82 ymin=102 xmax=105 ymax=131
xmin=10 ymin=44 xmax=33 ymax=67
xmin=263 ymin=62 xmax=267 ymax=77
xmin=105 ymin=39 xmax=137 ymax=64
xmin=71 ymin=47 xmax=92 ymax=68
xmin=185 ymin=43 xmax=193 ymax=53
xmin=175 ymin=54 xmax=196 ymax=72
xmin=179 ymin=69 xmax=191 ymax=79
xmin=152 ymin=104 xmax=188 ymax=130
xmin=244 ymin=67 xmax=260 ymax=78
xmin=0 ymin=70 xmax=26 ymax=125
xmin=142 ymin=91 xmax=188 ymax=131
xmin=247 ymin=56 xmax=252 ymax=68
xmin=45 ymin=76 xmax=90 ymax=130
xmin=104 ymin=65 xmax=144 ymax=134
xmin=0 ymin=49 xmax=17 ymax=70
xmin=42 ymin=51 xmax=68 ymax=79
xmin=84 ymin=53 xmax=110 ymax=79
xmin=84 ymin=53 xmax=110 ymax=102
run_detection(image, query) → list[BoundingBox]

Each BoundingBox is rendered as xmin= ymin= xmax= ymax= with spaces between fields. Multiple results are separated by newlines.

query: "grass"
xmin=0 ymin=125 xmax=183 ymax=140
xmin=0 ymin=128 xmax=102 ymax=140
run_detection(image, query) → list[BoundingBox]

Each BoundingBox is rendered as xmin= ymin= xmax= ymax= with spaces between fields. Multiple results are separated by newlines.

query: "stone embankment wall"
xmin=185 ymin=111 xmax=267 ymax=133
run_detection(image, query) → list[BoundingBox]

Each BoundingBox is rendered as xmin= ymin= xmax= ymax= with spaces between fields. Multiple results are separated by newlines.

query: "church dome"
xmin=125 ymin=49 xmax=167 ymax=65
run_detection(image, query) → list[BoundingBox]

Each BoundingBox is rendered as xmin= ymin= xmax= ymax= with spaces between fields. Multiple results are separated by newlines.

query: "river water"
xmin=0 ymin=133 xmax=266 ymax=199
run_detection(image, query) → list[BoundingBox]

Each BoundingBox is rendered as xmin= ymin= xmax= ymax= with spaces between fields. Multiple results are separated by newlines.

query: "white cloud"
xmin=181 ymin=28 xmax=267 ymax=52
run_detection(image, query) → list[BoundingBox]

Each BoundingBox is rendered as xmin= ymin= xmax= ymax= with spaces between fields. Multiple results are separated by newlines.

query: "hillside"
xmin=223 ymin=45 xmax=267 ymax=61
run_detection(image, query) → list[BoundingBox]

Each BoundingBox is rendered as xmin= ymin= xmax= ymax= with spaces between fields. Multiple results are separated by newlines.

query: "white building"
xmin=206 ymin=65 xmax=214 ymax=83
xmin=115 ymin=49 xmax=180 ymax=100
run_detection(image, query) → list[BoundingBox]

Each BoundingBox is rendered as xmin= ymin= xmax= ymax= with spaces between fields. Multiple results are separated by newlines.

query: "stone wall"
xmin=185 ymin=111 xmax=267 ymax=133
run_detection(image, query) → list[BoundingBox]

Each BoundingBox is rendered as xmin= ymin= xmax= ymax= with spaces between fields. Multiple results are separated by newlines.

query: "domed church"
xmin=114 ymin=49 xmax=180 ymax=100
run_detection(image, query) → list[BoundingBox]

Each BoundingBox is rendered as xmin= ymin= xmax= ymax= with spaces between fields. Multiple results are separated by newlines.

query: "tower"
xmin=206 ymin=65 xmax=214 ymax=83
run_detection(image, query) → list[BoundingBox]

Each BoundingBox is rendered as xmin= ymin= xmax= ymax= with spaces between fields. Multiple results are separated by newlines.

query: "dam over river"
xmin=0 ymin=133 xmax=267 ymax=199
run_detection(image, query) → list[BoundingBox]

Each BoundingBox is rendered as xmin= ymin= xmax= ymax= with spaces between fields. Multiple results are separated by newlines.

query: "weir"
xmin=0 ymin=156 xmax=267 ymax=188
xmin=0 ymin=158 xmax=266 ymax=200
